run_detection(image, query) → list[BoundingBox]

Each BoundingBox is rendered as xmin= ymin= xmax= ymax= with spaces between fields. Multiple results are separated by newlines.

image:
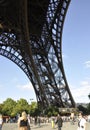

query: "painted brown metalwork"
xmin=0 ymin=0 xmax=76 ymax=108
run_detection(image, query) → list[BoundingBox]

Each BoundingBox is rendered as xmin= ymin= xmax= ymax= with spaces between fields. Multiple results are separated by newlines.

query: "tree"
xmin=29 ymin=101 xmax=39 ymax=116
xmin=44 ymin=105 xmax=59 ymax=117
xmin=13 ymin=98 xmax=30 ymax=115
xmin=77 ymin=105 xmax=88 ymax=115
xmin=88 ymin=94 xmax=90 ymax=99
xmin=2 ymin=98 xmax=16 ymax=116
xmin=87 ymin=103 xmax=90 ymax=114
xmin=0 ymin=103 xmax=3 ymax=114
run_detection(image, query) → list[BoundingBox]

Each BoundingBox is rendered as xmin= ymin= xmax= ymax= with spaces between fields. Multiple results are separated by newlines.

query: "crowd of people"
xmin=0 ymin=111 xmax=90 ymax=130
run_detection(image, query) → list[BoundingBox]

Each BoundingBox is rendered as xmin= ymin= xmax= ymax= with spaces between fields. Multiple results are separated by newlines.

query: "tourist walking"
xmin=77 ymin=112 xmax=86 ymax=130
xmin=18 ymin=111 xmax=30 ymax=130
xmin=37 ymin=116 xmax=41 ymax=127
xmin=0 ymin=114 xmax=3 ymax=130
xmin=51 ymin=118 xmax=55 ymax=129
xmin=55 ymin=114 xmax=63 ymax=130
xmin=70 ymin=112 xmax=75 ymax=125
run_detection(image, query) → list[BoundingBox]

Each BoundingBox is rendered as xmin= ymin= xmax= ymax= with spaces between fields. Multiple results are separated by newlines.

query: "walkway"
xmin=2 ymin=122 xmax=90 ymax=130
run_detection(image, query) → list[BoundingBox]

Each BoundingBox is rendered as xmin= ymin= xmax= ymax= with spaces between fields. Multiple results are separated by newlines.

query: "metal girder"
xmin=0 ymin=0 xmax=76 ymax=108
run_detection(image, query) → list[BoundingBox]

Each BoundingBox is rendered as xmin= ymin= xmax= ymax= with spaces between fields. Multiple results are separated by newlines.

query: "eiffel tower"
xmin=0 ymin=0 xmax=76 ymax=108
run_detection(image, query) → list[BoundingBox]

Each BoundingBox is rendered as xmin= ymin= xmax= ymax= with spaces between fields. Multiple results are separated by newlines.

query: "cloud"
xmin=17 ymin=82 xmax=33 ymax=90
xmin=80 ymin=81 xmax=89 ymax=86
xmin=84 ymin=61 xmax=90 ymax=68
xmin=70 ymin=81 xmax=90 ymax=103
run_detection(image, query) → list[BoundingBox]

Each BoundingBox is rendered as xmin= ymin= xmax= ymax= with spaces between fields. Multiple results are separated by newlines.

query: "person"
xmin=37 ymin=116 xmax=41 ymax=127
xmin=70 ymin=112 xmax=75 ymax=125
xmin=18 ymin=111 xmax=30 ymax=130
xmin=51 ymin=118 xmax=55 ymax=129
xmin=0 ymin=114 xmax=3 ymax=130
xmin=27 ymin=114 xmax=31 ymax=127
xmin=77 ymin=112 xmax=86 ymax=130
xmin=55 ymin=114 xmax=63 ymax=130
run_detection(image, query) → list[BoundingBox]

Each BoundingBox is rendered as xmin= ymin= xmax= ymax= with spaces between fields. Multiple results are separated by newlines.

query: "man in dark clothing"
xmin=55 ymin=114 xmax=63 ymax=130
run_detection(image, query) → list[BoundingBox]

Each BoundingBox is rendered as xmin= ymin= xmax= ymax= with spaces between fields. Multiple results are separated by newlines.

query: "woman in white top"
xmin=77 ymin=112 xmax=86 ymax=130
xmin=0 ymin=114 xmax=3 ymax=130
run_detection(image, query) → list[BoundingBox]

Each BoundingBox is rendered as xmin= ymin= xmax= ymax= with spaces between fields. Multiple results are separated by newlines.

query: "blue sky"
xmin=62 ymin=0 xmax=90 ymax=103
xmin=0 ymin=0 xmax=90 ymax=104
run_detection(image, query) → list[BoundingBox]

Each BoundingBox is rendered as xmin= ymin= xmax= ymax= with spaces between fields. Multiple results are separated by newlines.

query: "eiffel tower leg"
xmin=0 ymin=0 xmax=76 ymax=108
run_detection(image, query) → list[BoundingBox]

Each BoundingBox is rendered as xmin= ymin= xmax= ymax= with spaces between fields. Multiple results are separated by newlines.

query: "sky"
xmin=0 ymin=0 xmax=90 ymax=104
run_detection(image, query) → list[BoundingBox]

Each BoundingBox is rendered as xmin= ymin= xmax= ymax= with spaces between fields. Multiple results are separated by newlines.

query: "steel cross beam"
xmin=0 ymin=0 xmax=76 ymax=108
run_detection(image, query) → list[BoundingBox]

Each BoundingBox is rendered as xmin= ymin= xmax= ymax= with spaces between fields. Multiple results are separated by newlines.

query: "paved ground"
xmin=2 ymin=122 xmax=90 ymax=130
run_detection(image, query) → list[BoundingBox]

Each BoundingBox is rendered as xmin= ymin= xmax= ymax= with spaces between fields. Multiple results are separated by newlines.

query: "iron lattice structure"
xmin=0 ymin=0 xmax=76 ymax=108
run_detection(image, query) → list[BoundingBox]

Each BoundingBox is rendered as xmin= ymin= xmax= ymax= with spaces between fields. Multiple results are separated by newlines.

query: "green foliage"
xmin=88 ymin=94 xmax=90 ymax=99
xmin=1 ymin=98 xmax=30 ymax=117
xmin=0 ymin=104 xmax=3 ymax=114
xmin=1 ymin=97 xmax=90 ymax=117
xmin=14 ymin=98 xmax=30 ymax=114
xmin=87 ymin=103 xmax=90 ymax=114
xmin=30 ymin=102 xmax=39 ymax=116
xmin=77 ymin=105 xmax=88 ymax=115
xmin=2 ymin=98 xmax=16 ymax=116
xmin=44 ymin=105 xmax=59 ymax=117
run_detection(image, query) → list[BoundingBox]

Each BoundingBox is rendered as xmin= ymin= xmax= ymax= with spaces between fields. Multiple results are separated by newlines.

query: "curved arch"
xmin=0 ymin=47 xmax=29 ymax=78
xmin=0 ymin=0 xmax=75 ymax=108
